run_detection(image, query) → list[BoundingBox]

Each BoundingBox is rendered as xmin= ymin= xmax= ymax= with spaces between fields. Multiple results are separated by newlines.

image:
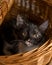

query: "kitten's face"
xmin=25 ymin=25 xmax=42 ymax=47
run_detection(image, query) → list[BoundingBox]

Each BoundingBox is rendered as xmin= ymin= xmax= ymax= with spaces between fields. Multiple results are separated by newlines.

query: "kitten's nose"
xmin=25 ymin=40 xmax=33 ymax=47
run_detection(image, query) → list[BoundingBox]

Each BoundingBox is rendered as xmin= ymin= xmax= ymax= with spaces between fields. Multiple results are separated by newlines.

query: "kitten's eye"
xmin=32 ymin=32 xmax=42 ymax=39
xmin=36 ymin=34 xmax=39 ymax=38
xmin=22 ymin=32 xmax=27 ymax=39
xmin=36 ymin=33 xmax=42 ymax=40
xmin=22 ymin=32 xmax=24 ymax=35
xmin=22 ymin=29 xmax=28 ymax=36
xmin=22 ymin=32 xmax=25 ymax=36
xmin=32 ymin=34 xmax=36 ymax=38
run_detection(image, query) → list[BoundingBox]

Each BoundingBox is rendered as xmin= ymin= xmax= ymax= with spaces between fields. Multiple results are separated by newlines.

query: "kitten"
xmin=0 ymin=14 xmax=48 ymax=55
xmin=16 ymin=14 xmax=48 ymax=47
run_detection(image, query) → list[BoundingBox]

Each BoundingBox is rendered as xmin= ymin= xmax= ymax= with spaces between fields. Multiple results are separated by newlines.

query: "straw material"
xmin=0 ymin=0 xmax=52 ymax=65
xmin=0 ymin=39 xmax=52 ymax=65
xmin=0 ymin=0 xmax=14 ymax=25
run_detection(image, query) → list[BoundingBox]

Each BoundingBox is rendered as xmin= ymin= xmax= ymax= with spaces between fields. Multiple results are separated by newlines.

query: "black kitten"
xmin=0 ymin=14 xmax=48 ymax=55
xmin=16 ymin=14 xmax=48 ymax=47
xmin=25 ymin=24 xmax=43 ymax=47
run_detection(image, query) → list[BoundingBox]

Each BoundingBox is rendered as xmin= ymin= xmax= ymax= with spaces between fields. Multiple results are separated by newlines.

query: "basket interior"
xmin=0 ymin=0 xmax=51 ymax=56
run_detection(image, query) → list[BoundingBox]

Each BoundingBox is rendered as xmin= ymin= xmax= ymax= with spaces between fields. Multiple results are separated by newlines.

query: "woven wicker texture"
xmin=0 ymin=0 xmax=52 ymax=65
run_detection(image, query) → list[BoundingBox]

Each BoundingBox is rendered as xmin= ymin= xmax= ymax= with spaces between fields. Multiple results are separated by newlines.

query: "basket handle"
xmin=0 ymin=0 xmax=14 ymax=25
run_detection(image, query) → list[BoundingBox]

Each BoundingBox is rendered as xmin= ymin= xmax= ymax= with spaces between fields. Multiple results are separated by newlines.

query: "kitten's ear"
xmin=39 ymin=20 xmax=48 ymax=33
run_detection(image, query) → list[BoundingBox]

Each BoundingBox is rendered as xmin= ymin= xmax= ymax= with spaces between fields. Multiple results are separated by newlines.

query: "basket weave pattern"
xmin=0 ymin=0 xmax=52 ymax=65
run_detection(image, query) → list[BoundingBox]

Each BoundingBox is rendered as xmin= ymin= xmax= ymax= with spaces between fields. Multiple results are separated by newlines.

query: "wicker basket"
xmin=0 ymin=0 xmax=52 ymax=65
